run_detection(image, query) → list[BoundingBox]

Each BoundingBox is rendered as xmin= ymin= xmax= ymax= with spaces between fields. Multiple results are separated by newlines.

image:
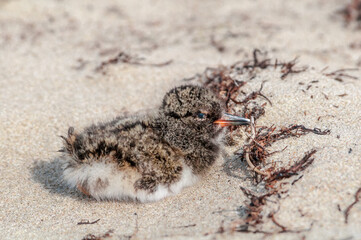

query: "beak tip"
xmin=214 ymin=114 xmax=251 ymax=127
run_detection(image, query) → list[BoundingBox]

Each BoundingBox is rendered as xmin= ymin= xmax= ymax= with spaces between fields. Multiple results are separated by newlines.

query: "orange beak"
xmin=214 ymin=113 xmax=250 ymax=127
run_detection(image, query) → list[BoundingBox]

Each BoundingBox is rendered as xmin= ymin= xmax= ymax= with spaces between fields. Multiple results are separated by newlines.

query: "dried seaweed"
xmin=77 ymin=219 xmax=100 ymax=225
xmin=322 ymin=68 xmax=359 ymax=82
xmin=241 ymin=124 xmax=329 ymax=176
xmin=239 ymin=187 xmax=277 ymax=227
xmin=82 ymin=230 xmax=114 ymax=240
xmin=237 ymin=186 xmax=314 ymax=234
xmin=279 ymin=57 xmax=307 ymax=79
xmin=344 ymin=187 xmax=361 ymax=223
xmin=234 ymin=122 xmax=327 ymax=233
xmin=199 ymin=49 xmax=306 ymax=115
xmin=210 ymin=35 xmax=226 ymax=52
xmin=197 ymin=51 xmax=329 ymax=235
xmin=236 ymin=50 xmax=307 ymax=79
xmin=202 ymin=66 xmax=246 ymax=111
xmin=95 ymin=51 xmax=172 ymax=72
xmin=198 ymin=51 xmax=330 ymax=178
xmin=339 ymin=0 xmax=361 ymax=25
xmin=173 ymin=224 xmax=196 ymax=229
xmin=291 ymin=175 xmax=304 ymax=185
xmin=269 ymin=212 xmax=287 ymax=232
xmin=266 ymin=150 xmax=317 ymax=184
xmin=234 ymin=82 xmax=272 ymax=106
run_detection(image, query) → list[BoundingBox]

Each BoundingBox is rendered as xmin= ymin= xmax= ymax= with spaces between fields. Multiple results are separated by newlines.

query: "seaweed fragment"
xmin=173 ymin=224 xmax=196 ymax=229
xmin=234 ymin=121 xmax=327 ymax=234
xmin=238 ymin=187 xmax=277 ymax=227
xmin=236 ymin=186 xmax=314 ymax=234
xmin=322 ymin=68 xmax=359 ymax=82
xmin=279 ymin=57 xmax=307 ymax=79
xmin=202 ymin=66 xmax=246 ymax=107
xmin=77 ymin=219 xmax=100 ymax=225
xmin=82 ymin=230 xmax=114 ymax=240
xmin=339 ymin=0 xmax=361 ymax=26
xmin=240 ymin=122 xmax=329 ymax=178
xmin=266 ymin=150 xmax=317 ymax=184
xmin=210 ymin=35 xmax=226 ymax=52
xmin=344 ymin=187 xmax=361 ymax=223
xmin=95 ymin=51 xmax=172 ymax=72
xmin=199 ymin=49 xmax=307 ymax=103
xmin=232 ymin=49 xmax=307 ymax=78
xmin=235 ymin=82 xmax=272 ymax=106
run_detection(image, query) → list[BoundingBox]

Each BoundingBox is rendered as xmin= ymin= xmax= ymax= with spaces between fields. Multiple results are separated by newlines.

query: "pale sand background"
xmin=0 ymin=0 xmax=360 ymax=239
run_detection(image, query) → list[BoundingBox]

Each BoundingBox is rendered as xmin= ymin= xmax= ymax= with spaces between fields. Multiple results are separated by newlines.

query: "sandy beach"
xmin=0 ymin=0 xmax=360 ymax=239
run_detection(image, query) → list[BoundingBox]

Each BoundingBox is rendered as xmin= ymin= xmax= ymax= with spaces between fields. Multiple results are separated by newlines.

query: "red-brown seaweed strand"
xmin=344 ymin=187 xmax=361 ymax=224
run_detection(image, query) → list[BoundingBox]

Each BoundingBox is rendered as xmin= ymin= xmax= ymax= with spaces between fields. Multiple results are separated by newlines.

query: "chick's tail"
xmin=59 ymin=127 xmax=78 ymax=161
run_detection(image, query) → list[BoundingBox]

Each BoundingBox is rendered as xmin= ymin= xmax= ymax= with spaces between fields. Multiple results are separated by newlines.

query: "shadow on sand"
xmin=222 ymin=152 xmax=254 ymax=181
xmin=30 ymin=157 xmax=94 ymax=201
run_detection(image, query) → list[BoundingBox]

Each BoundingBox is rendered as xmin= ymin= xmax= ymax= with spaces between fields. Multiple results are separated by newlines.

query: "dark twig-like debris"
xmin=82 ymin=230 xmax=114 ymax=240
xmin=269 ymin=212 xmax=287 ymax=231
xmin=339 ymin=0 xmax=361 ymax=25
xmin=77 ymin=219 xmax=100 ymax=225
xmin=173 ymin=224 xmax=196 ymax=229
xmin=95 ymin=52 xmax=141 ymax=71
xmin=199 ymin=49 xmax=306 ymax=111
xmin=280 ymin=57 xmax=307 ymax=79
xmin=323 ymin=68 xmax=359 ymax=82
xmin=266 ymin=150 xmax=317 ymax=183
xmin=240 ymin=125 xmax=328 ymax=176
xmin=239 ymin=187 xmax=277 ymax=226
xmin=235 ymin=123 xmax=325 ymax=233
xmin=210 ymin=35 xmax=226 ymax=52
xmin=95 ymin=52 xmax=172 ymax=72
xmin=216 ymin=220 xmax=225 ymax=234
xmin=235 ymin=82 xmax=272 ymax=106
xmin=238 ymin=187 xmax=314 ymax=234
xmin=291 ymin=175 xmax=304 ymax=185
xmin=344 ymin=187 xmax=361 ymax=223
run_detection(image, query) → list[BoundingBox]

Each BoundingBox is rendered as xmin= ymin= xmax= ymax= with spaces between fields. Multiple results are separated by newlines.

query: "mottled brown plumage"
xmin=61 ymin=85 xmax=243 ymax=202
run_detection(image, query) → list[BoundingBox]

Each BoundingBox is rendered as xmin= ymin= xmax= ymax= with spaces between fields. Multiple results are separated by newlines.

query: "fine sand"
xmin=0 ymin=0 xmax=360 ymax=239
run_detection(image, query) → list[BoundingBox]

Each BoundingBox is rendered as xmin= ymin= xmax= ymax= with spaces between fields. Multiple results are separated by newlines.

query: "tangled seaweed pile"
xmin=189 ymin=50 xmax=334 ymax=233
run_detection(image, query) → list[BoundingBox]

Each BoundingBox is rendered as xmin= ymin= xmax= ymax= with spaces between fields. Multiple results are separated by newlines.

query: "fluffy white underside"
xmin=62 ymin=161 xmax=198 ymax=202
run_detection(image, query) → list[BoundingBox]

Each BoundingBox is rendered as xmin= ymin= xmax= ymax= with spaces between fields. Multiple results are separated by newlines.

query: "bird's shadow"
xmin=30 ymin=157 xmax=142 ymax=204
xmin=30 ymin=157 xmax=95 ymax=201
xmin=222 ymin=152 xmax=254 ymax=181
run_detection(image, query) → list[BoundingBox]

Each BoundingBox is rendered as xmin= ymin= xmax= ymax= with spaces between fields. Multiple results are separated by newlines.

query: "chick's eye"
xmin=197 ymin=112 xmax=207 ymax=119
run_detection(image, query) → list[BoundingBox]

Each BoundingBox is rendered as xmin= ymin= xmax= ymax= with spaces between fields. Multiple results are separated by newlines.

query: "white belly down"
xmin=62 ymin=161 xmax=199 ymax=202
